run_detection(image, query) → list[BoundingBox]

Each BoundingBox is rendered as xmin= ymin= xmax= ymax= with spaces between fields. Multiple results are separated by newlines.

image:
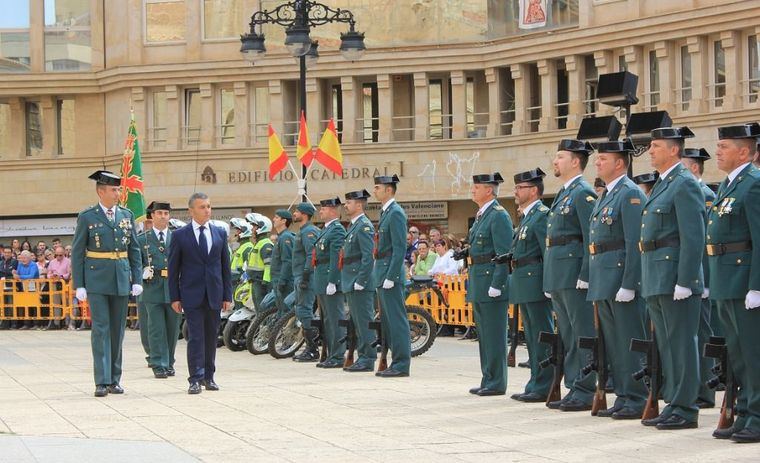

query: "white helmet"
xmin=168 ymin=218 xmax=186 ymax=230
xmin=244 ymin=212 xmax=258 ymax=225
xmin=209 ymin=219 xmax=230 ymax=235
xmin=250 ymin=213 xmax=272 ymax=235
xmin=239 ymin=226 xmax=252 ymax=239
xmin=230 ymin=217 xmax=248 ymax=231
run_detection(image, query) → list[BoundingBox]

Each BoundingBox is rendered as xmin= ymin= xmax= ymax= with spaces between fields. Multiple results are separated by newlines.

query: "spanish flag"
xmin=296 ymin=111 xmax=314 ymax=167
xmin=268 ymin=124 xmax=288 ymax=180
xmin=314 ymin=118 xmax=343 ymax=175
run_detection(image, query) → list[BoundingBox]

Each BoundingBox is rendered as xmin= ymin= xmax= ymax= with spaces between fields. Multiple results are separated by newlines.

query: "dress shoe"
xmin=713 ymin=425 xmax=740 ymax=440
xmin=559 ymin=399 xmax=592 ymax=412
xmin=166 ymin=367 xmax=176 ymax=377
xmin=469 ymin=387 xmax=483 ymax=395
xmin=597 ymin=404 xmax=624 ymax=418
xmin=318 ymin=360 xmax=343 ymax=369
xmin=293 ymin=350 xmax=319 ymax=362
xmin=107 ymin=384 xmax=124 ymax=394
xmin=730 ymin=428 xmax=760 ymax=443
xmin=612 ymin=407 xmax=643 ymax=420
xmin=547 ymin=399 xmax=564 ymax=409
xmin=94 ymin=385 xmax=108 ymax=397
xmin=202 ymin=380 xmax=219 ymax=391
xmin=476 ymin=388 xmax=505 ymax=397
xmin=344 ymin=364 xmax=373 ymax=372
xmin=519 ymin=392 xmax=548 ymax=403
xmin=375 ymin=368 xmax=409 ymax=378
xmin=153 ymin=368 xmax=168 ymax=379
xmin=510 ymin=392 xmax=524 ymax=401
xmin=642 ymin=414 xmax=670 ymax=427
xmin=696 ymin=398 xmax=715 ymax=409
xmin=188 ymin=382 xmax=202 ymax=394
xmin=517 ymin=361 xmax=530 ymax=368
xmin=655 ymin=415 xmax=697 ymax=430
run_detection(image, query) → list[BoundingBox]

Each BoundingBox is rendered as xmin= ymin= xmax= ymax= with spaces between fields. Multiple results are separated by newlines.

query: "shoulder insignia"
xmin=307 ymin=233 xmax=315 ymax=238
xmin=539 ymin=205 xmax=549 ymax=212
xmin=586 ymin=195 xmax=595 ymax=203
xmin=630 ymin=198 xmax=641 ymax=205
xmin=705 ymin=201 xmax=713 ymax=207
xmin=363 ymin=226 xmax=371 ymax=232
xmin=494 ymin=205 xmax=504 ymax=211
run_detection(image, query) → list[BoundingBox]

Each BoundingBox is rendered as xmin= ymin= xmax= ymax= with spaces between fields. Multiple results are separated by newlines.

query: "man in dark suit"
xmin=168 ymin=192 xmax=232 ymax=395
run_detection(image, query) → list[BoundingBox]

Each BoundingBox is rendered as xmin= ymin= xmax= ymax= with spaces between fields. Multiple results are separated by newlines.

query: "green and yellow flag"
xmin=119 ymin=112 xmax=146 ymax=222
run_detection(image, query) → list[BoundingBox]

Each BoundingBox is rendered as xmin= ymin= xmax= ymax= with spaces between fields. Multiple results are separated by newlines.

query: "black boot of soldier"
xmin=293 ymin=327 xmax=320 ymax=362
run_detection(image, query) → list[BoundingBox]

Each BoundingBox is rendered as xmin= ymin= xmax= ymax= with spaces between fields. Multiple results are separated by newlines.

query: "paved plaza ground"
xmin=0 ymin=330 xmax=756 ymax=462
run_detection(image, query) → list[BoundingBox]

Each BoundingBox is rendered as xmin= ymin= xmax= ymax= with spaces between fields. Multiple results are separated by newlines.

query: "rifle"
xmin=310 ymin=299 xmax=327 ymax=362
xmin=630 ymin=323 xmax=661 ymax=421
xmin=370 ymin=294 xmax=389 ymax=371
xmin=507 ymin=304 xmax=519 ymax=368
xmin=338 ymin=317 xmax=357 ymax=368
xmin=578 ymin=302 xmax=607 ymax=415
xmin=538 ymin=329 xmax=564 ymax=404
xmin=704 ymin=336 xmax=737 ymax=429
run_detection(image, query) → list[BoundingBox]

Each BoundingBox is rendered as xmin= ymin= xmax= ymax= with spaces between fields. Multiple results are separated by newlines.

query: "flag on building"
xmin=519 ymin=0 xmax=548 ymax=30
xmin=296 ymin=111 xmax=314 ymax=167
xmin=119 ymin=111 xmax=146 ymax=222
xmin=268 ymin=124 xmax=289 ymax=180
xmin=314 ymin=118 xmax=343 ymax=175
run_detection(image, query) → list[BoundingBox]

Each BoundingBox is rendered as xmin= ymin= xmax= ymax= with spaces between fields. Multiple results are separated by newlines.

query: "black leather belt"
xmin=706 ymin=241 xmax=752 ymax=256
xmin=639 ymin=237 xmax=680 ymax=252
xmin=511 ymin=256 xmax=543 ymax=269
xmin=588 ymin=240 xmax=625 ymax=255
xmin=470 ymin=253 xmax=496 ymax=265
xmin=546 ymin=235 xmax=583 ymax=247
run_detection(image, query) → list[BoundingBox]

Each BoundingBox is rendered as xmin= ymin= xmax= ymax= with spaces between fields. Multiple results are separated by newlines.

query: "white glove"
xmin=544 ymin=292 xmax=552 ymax=299
xmin=326 ymin=282 xmax=337 ymax=295
xmin=702 ymin=288 xmax=710 ymax=300
xmin=76 ymin=287 xmax=87 ymax=301
xmin=615 ymin=288 xmax=636 ymax=303
xmin=142 ymin=266 xmax=154 ymax=280
xmin=673 ymin=284 xmax=692 ymax=301
xmin=354 ymin=282 xmax=364 ymax=291
xmin=745 ymin=290 xmax=760 ymax=310
xmin=576 ymin=279 xmax=589 ymax=290
xmin=382 ymin=279 xmax=395 ymax=289
xmin=488 ymin=287 xmax=502 ymax=298
xmin=131 ymin=284 xmax=143 ymax=297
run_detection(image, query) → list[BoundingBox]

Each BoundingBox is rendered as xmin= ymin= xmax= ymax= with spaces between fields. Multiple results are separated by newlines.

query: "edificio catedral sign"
xmin=201 ymin=162 xmax=405 ymax=185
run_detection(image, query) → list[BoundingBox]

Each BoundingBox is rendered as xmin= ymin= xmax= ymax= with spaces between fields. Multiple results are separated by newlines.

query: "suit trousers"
xmin=697 ymin=297 xmax=716 ymax=406
xmin=317 ymin=293 xmax=347 ymax=363
xmin=345 ymin=290 xmax=377 ymax=368
xmin=88 ymin=293 xmax=128 ymax=386
xmin=146 ymin=302 xmax=181 ymax=371
xmin=473 ymin=300 xmax=508 ymax=392
xmin=137 ymin=298 xmax=151 ymax=361
xmin=377 ymin=284 xmax=411 ymax=374
xmin=185 ymin=298 xmax=221 ymax=383
xmin=520 ymin=300 xmax=554 ymax=396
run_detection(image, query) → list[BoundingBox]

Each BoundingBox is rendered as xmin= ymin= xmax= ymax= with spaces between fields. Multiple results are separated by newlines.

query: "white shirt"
xmin=153 ymin=227 xmax=168 ymax=242
xmin=563 ymin=174 xmax=583 ymax=190
xmin=324 ymin=218 xmax=338 ymax=229
xmin=605 ymin=174 xmax=627 ymax=193
xmin=351 ymin=213 xmax=366 ymax=225
xmin=428 ymin=250 xmax=460 ymax=276
xmin=658 ymin=162 xmax=680 ymax=179
xmin=477 ymin=199 xmax=496 ymax=218
xmin=192 ymin=220 xmax=212 ymax=253
xmin=99 ymin=203 xmax=115 ymax=218
xmin=521 ymin=199 xmax=542 ymax=217
xmin=728 ymin=162 xmax=751 ymax=185
xmin=381 ymin=198 xmax=396 ymax=212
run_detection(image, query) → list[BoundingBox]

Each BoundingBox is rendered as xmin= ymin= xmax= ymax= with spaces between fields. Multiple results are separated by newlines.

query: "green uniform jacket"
xmin=543 ymin=176 xmax=597 ymax=292
xmin=271 ymin=229 xmax=295 ymax=286
xmin=372 ymin=200 xmax=408 ymax=287
xmin=71 ymin=205 xmax=142 ymax=296
xmin=706 ymin=164 xmax=760 ymax=299
xmin=587 ymin=176 xmax=646 ymax=302
xmin=466 ymin=200 xmax=513 ymax=303
xmin=341 ymin=214 xmax=375 ymax=290
xmin=313 ymin=220 xmax=347 ymax=294
xmin=138 ymin=229 xmax=171 ymax=303
xmin=700 ymin=182 xmax=716 ymax=288
xmin=293 ymin=222 xmax=320 ymax=279
xmin=509 ymin=201 xmax=549 ymax=304
xmin=640 ymin=163 xmax=705 ymax=298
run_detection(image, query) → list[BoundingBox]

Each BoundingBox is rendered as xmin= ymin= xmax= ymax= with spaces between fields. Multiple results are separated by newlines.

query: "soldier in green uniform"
xmin=313 ymin=197 xmax=348 ymax=368
xmin=681 ymin=147 xmax=718 ymax=409
xmin=292 ymin=202 xmax=321 ymax=362
xmin=372 ymin=175 xmax=412 ymax=377
xmin=136 ymin=204 xmax=153 ymax=366
xmin=271 ymin=210 xmax=295 ymax=316
xmin=543 ymin=139 xmax=598 ymax=411
xmin=587 ymin=140 xmax=649 ymax=419
xmin=341 ymin=189 xmax=377 ymax=372
xmin=508 ymin=169 xmax=553 ymax=402
xmin=706 ymin=124 xmax=760 ymax=443
xmin=466 ymin=173 xmax=512 ymax=396
xmin=640 ymin=127 xmax=705 ymax=430
xmin=137 ymin=201 xmax=180 ymax=379
xmin=246 ymin=216 xmax=273 ymax=311
xmin=71 ymin=170 xmax=143 ymax=397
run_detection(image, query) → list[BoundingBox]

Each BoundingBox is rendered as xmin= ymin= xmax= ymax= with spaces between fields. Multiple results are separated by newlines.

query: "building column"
xmin=564 ymin=55 xmax=585 ymax=130
xmin=377 ymin=74 xmax=392 ymax=143
xmin=720 ymin=31 xmax=742 ymax=110
xmin=164 ymin=86 xmax=179 ymax=150
xmin=450 ymin=70 xmax=466 ymax=139
xmin=485 ymin=67 xmax=502 ymax=137
xmin=686 ymin=36 xmax=708 ymax=115
xmin=8 ymin=98 xmax=25 ymax=158
xmin=199 ymin=83 xmax=214 ymax=149
xmin=537 ymin=59 xmax=558 ymax=132
xmin=128 ymin=0 xmax=143 ymax=65
xmin=90 ymin=0 xmax=105 ymax=70
xmin=40 ymin=96 xmax=57 ymax=157
xmin=29 ymin=0 xmax=44 ymax=72
xmin=413 ymin=72 xmax=429 ymax=141
xmin=594 ymin=50 xmax=614 ymax=116
xmin=305 ymin=77 xmax=320 ymax=141
xmin=269 ymin=80 xmax=284 ymax=136
xmin=624 ymin=45 xmax=645 ymax=113
xmin=233 ymin=82 xmax=249 ymax=148
xmin=654 ymin=41 xmax=676 ymax=114
xmin=340 ymin=76 xmax=357 ymax=143
xmin=510 ymin=64 xmax=529 ymax=135
xmin=185 ymin=0 xmax=201 ymax=62
xmin=130 ymin=87 xmax=147 ymax=150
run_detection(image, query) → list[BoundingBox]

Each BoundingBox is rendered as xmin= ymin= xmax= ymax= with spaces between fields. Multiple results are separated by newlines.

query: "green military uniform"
xmin=543 ymin=140 xmax=598 ymax=408
xmin=313 ymin=199 xmax=348 ymax=367
xmin=640 ymin=127 xmax=705 ymax=426
xmin=467 ymin=173 xmax=513 ymax=395
xmin=247 ymin=235 xmax=273 ymax=310
xmin=271 ymin=210 xmax=295 ymax=317
xmin=706 ymin=124 xmax=760 ymax=442
xmin=586 ymin=144 xmax=649 ymax=416
xmin=136 ymin=229 xmax=152 ymax=366
xmin=341 ymin=191 xmax=377 ymax=371
xmin=372 ymin=175 xmax=411 ymax=376
xmin=292 ymin=203 xmax=321 ymax=362
xmin=508 ymin=169 xmax=553 ymax=400
xmin=71 ymin=170 xmax=142 ymax=392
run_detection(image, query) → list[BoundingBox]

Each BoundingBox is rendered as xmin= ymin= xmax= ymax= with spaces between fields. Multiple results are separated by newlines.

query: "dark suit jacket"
xmin=168 ymin=222 xmax=232 ymax=310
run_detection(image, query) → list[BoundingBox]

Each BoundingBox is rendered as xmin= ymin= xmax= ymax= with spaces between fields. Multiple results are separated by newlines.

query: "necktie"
xmin=106 ymin=208 xmax=114 ymax=224
xmin=158 ymin=231 xmax=165 ymax=244
xmin=198 ymin=226 xmax=208 ymax=254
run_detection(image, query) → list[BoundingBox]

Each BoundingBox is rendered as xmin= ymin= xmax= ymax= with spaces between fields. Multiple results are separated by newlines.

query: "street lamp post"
xmin=240 ymin=0 xmax=366 ymax=201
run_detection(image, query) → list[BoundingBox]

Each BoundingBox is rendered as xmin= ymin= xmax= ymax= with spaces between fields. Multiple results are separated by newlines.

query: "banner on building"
xmin=519 ymin=0 xmax=548 ymax=30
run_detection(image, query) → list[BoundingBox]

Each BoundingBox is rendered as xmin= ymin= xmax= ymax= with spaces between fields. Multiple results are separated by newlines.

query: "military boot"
xmin=293 ymin=327 xmax=319 ymax=362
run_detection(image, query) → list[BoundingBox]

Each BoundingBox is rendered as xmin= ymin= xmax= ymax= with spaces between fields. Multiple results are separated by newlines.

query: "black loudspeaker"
xmin=626 ymin=111 xmax=672 ymax=138
xmin=597 ymin=71 xmax=639 ymax=106
xmin=577 ymin=116 xmax=622 ymax=142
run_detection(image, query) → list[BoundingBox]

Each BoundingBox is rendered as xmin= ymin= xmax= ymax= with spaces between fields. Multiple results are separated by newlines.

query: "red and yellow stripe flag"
xmin=268 ymin=124 xmax=288 ymax=180
xmin=296 ymin=111 xmax=314 ymax=167
xmin=314 ymin=118 xmax=343 ymax=175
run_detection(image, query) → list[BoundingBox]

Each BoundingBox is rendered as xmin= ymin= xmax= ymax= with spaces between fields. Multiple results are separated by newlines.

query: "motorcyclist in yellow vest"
xmin=246 ymin=214 xmax=274 ymax=311
xmin=229 ymin=218 xmax=253 ymax=284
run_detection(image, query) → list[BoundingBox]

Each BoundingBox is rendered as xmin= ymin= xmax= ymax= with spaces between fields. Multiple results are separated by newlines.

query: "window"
xmin=44 ymin=0 xmax=91 ymax=71
xmin=618 ymin=55 xmax=627 ymax=72
xmin=56 ymin=99 xmax=74 ymax=155
xmin=713 ymin=40 xmax=726 ymax=107
xmin=183 ymin=89 xmax=200 ymax=147
xmin=647 ymin=50 xmax=660 ymax=109
xmin=584 ymin=55 xmax=598 ymax=115
xmin=330 ymin=84 xmax=343 ymax=142
xmin=252 ymin=86 xmax=269 ymax=144
xmin=219 ymin=88 xmax=235 ymax=145
xmin=361 ymin=82 xmax=378 ymax=143
xmin=150 ymin=90 xmax=168 ymax=149
xmin=203 ymin=0 xmax=244 ymax=40
xmin=500 ymin=68 xmax=515 ymax=136
xmin=145 ymin=0 xmax=186 ymax=43
xmin=679 ymin=45 xmax=691 ymax=111
xmin=0 ymin=0 xmax=31 ymax=72
xmin=466 ymin=77 xmax=475 ymax=135
xmin=749 ymin=35 xmax=759 ymax=104
xmin=429 ymin=78 xmax=451 ymax=139
xmin=489 ymin=0 xmax=579 ymax=38
xmin=25 ymin=101 xmax=42 ymax=156
xmin=528 ymin=63 xmax=541 ymax=133
xmin=0 ymin=102 xmax=10 ymax=155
